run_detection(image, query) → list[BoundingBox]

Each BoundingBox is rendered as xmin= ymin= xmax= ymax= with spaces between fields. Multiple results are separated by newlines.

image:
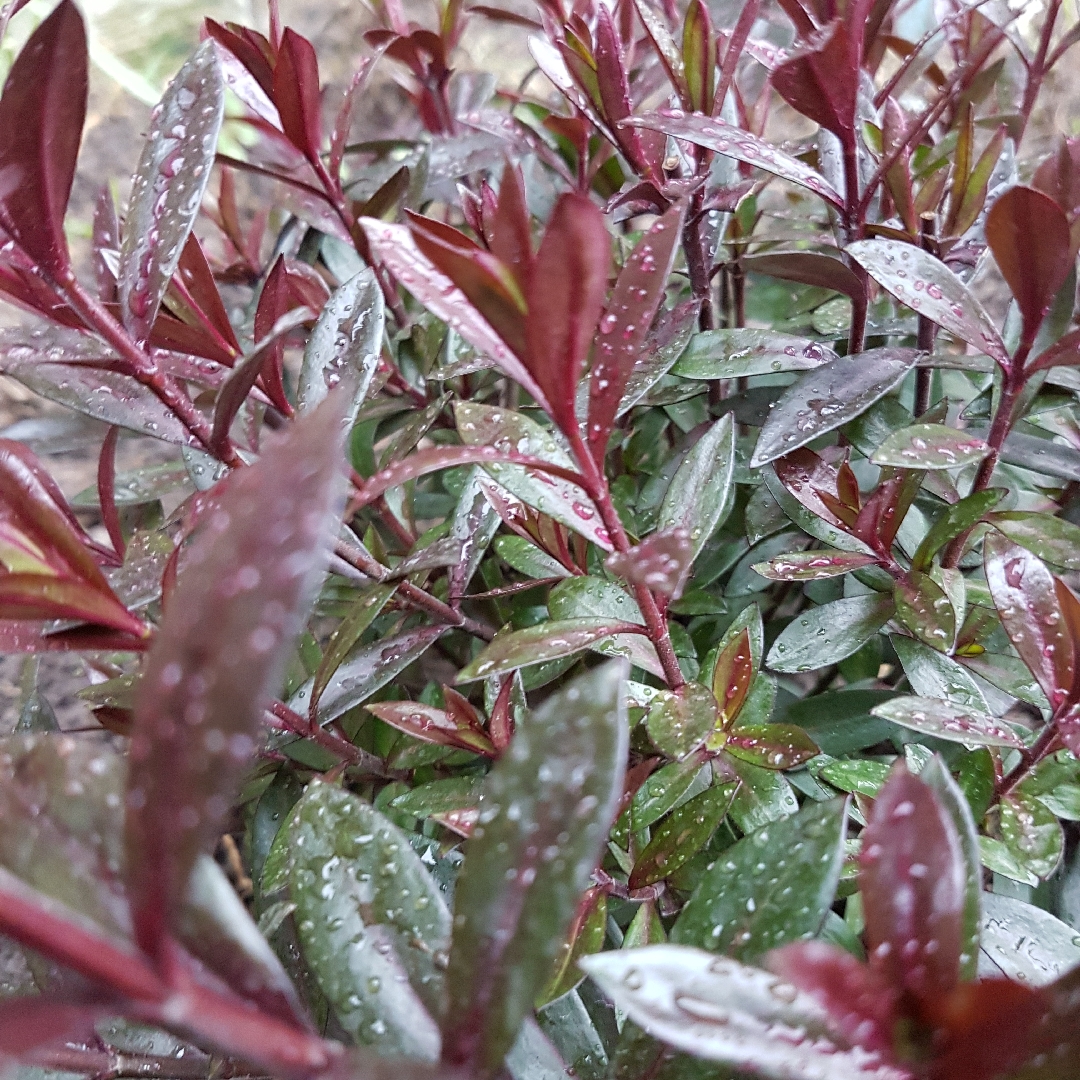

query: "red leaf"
xmin=525 ymin=194 xmax=611 ymax=439
xmin=713 ymin=627 xmax=754 ymax=726
xmin=366 ymin=701 xmax=496 ymax=756
xmin=0 ymin=0 xmax=86 ymax=277
xmin=594 ymin=6 xmax=656 ymax=175
xmin=767 ymin=941 xmax=899 ymax=1056
xmin=984 ymin=532 xmax=1074 ymax=711
xmin=771 ymin=21 xmax=858 ymax=142
xmin=490 ymin=161 xmax=534 ymax=289
xmin=272 ymin=28 xmax=322 ymax=163
xmin=1032 ymin=135 xmax=1080 ymax=222
xmin=743 ymin=251 xmax=863 ymax=300
xmin=92 ymin=185 xmax=120 ymax=302
xmin=587 ymin=202 xmax=684 ymax=466
xmin=252 ymin=254 xmax=298 ymax=414
xmin=605 ymin=526 xmax=692 ymax=599
xmin=96 ymin=427 xmax=125 ymax=562
xmin=859 ymin=765 xmax=966 ymax=1002
xmin=204 ymin=19 xmax=275 ymax=99
xmin=986 ymin=186 xmax=1073 ymax=348
xmin=774 ymin=449 xmax=852 ymax=531
xmin=125 ymin=395 xmax=347 ymax=960
xmin=174 ymin=233 xmax=241 ymax=357
xmin=0 ymin=998 xmax=103 ymax=1056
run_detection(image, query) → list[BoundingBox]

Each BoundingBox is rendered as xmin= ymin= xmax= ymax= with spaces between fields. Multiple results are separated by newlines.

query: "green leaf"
xmin=671 ymin=798 xmax=847 ymax=959
xmin=646 ymin=683 xmax=719 ymax=758
xmin=441 ymin=663 xmax=629 ymax=1074
xmin=673 ymin=330 xmax=835 ymax=380
xmin=999 ymin=790 xmax=1065 ymax=881
xmin=581 ymin=945 xmax=886 ymax=1079
xmin=390 ymin=776 xmax=484 ymax=818
xmin=494 ymin=535 xmax=572 ymax=580
xmin=298 ymin=269 xmax=385 ymax=423
xmin=911 ymin=489 xmax=1005 ymax=571
xmin=723 ymin=723 xmax=820 ymax=770
xmin=990 ymin=511 xmax=1080 ymax=571
xmin=751 ymin=348 xmax=919 ymax=468
xmin=287 ymin=781 xmax=450 ymax=1058
xmin=753 ymin=549 xmax=878 ymax=581
xmin=766 ymin=595 xmax=894 ymax=674
xmin=871 ymin=424 xmax=990 ymax=470
xmin=784 ymin=690 xmax=899 ymax=756
xmin=629 ymin=783 xmax=737 ymax=889
xmin=978 ymin=892 xmax=1080 ymax=983
xmin=457 ymin=618 xmax=646 ymax=682
xmin=628 ymin=756 xmax=710 ymax=833
xmin=657 ymin=414 xmax=735 ymax=561
xmin=727 ymin=757 xmax=799 ymax=832
xmin=891 ymin=636 xmax=989 ymax=712
xmin=817 ymin=759 xmax=891 ymax=797
xmin=894 ymin=573 xmax=956 ymax=652
xmin=870 ymin=696 xmax=1023 ymax=747
xmin=537 ymin=888 xmax=607 ymax=1007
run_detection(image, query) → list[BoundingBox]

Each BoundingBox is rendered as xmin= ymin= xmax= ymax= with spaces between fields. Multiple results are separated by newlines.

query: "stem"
xmin=841 ymin=133 xmax=869 ymax=356
xmin=1017 ymin=0 xmax=1061 ymax=145
xmin=996 ymin=715 xmax=1063 ymax=802
xmin=268 ymin=702 xmax=400 ymax=777
xmin=684 ymin=189 xmax=715 ymax=331
xmin=32 ymin=1047 xmax=261 ymax=1080
xmin=915 ymin=215 xmax=938 ymax=415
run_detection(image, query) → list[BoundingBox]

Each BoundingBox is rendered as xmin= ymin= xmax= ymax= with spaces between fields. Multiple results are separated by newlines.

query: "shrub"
xmin=0 ymin=0 xmax=1078 ymax=1077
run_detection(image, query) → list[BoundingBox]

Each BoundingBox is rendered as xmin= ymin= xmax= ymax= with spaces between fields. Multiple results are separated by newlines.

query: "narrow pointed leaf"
xmin=366 ymin=701 xmax=495 ymax=756
xmin=671 ymin=798 xmax=848 ymax=959
xmin=871 ymin=424 xmax=990 ymax=470
xmin=772 ymin=21 xmax=857 ymax=139
xmin=846 ymin=240 xmax=1008 ymax=365
xmin=753 ymin=550 xmax=878 ymax=581
xmin=751 ymin=348 xmax=919 ymax=468
xmin=645 ymin=682 xmax=718 ymax=758
xmin=766 ymin=594 xmax=894 ymax=673
xmin=674 ymin=329 xmax=836 ymax=380
xmin=893 ymin=572 xmax=955 ymax=652
xmin=288 ymin=783 xmax=449 ymax=1058
xmin=0 ymin=0 xmax=86 ymax=276
xmin=627 ymin=111 xmax=844 ymax=209
xmin=441 ymin=663 xmax=628 ymax=1073
xmin=743 ymin=253 xmax=863 ymax=301
xmin=124 ymin=396 xmax=346 ymax=958
xmin=118 ymin=40 xmax=225 ymax=342
xmin=912 ymin=488 xmax=1004 ymax=571
xmin=870 ymin=697 xmax=1023 ymax=747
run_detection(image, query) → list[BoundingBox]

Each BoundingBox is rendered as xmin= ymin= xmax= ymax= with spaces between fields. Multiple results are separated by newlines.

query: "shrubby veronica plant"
xmin=0 ymin=0 xmax=1078 ymax=1077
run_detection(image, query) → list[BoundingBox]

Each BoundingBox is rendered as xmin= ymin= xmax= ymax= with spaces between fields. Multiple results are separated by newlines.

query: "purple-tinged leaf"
xmin=999 ymin=791 xmax=1064 ymax=881
xmin=629 ymin=783 xmax=736 ymax=889
xmin=363 ymin=217 xmax=551 ymax=413
xmin=766 ymin=942 xmax=898 ymax=1057
xmin=645 ymin=681 xmax=718 ymax=758
xmin=724 ymin=723 xmax=820 ymax=770
xmin=1028 ymin=326 xmax=1080 ymax=373
xmin=588 ymin=203 xmax=684 ymax=465
xmin=772 ymin=21 xmax=857 ymax=141
xmin=870 ymin=697 xmax=1023 ymax=748
xmin=859 ymin=765 xmax=966 ymax=1000
xmin=124 ymin=395 xmax=347 ymax=960
xmin=175 ymin=233 xmax=242 ymax=356
xmin=846 ymin=240 xmax=1008 ymax=366
xmin=537 ymin=885 xmax=607 ymax=1006
xmin=983 ymin=532 xmax=1074 ymax=711
xmin=713 ymin=626 xmax=755 ymax=727
xmin=581 ymin=946 xmax=904 ymax=1080
xmin=595 ymin=5 xmax=656 ymax=174
xmin=872 ymin=424 xmax=990 ymax=470
xmin=118 ymin=40 xmax=225 ymax=343
xmin=754 ymin=549 xmax=878 ymax=581
xmin=617 ymin=299 xmax=699 ymax=415
xmin=457 ymin=618 xmax=645 ymax=682
xmin=893 ymin=573 xmax=955 ymax=652
xmin=528 ymin=36 xmax=619 ymax=147
xmin=743 ymin=252 xmax=863 ymax=301
xmin=367 ymin=701 xmax=495 ymax=756
xmin=0 ymin=0 xmax=86 ymax=277
xmin=990 ymin=511 xmax=1080 ymax=571
xmin=986 ymin=186 xmax=1073 ymax=348
xmin=751 ymin=347 xmax=919 ymax=468
xmin=627 ymin=111 xmax=844 ymax=209
xmin=526 ymin=193 xmax=611 ymax=439
xmin=674 ymin=328 xmax=836 ymax=380
xmin=442 ymin=663 xmax=628 ymax=1073
xmin=606 ymin=526 xmax=692 ymax=598
xmin=93 ymin=184 xmax=120 ymax=302
xmin=273 ymin=29 xmax=322 ymax=163
xmin=0 ymin=997 xmax=104 ymax=1056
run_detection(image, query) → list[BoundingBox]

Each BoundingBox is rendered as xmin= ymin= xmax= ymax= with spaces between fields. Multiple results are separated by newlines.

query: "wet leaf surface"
xmin=870 ymin=697 xmax=1023 ymax=747
xmin=871 ymin=425 xmax=990 ymax=470
xmin=766 ymin=595 xmax=894 ymax=674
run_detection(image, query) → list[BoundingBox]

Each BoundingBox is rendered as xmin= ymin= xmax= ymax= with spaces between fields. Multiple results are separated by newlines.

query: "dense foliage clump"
xmin=0 ymin=0 xmax=1078 ymax=1077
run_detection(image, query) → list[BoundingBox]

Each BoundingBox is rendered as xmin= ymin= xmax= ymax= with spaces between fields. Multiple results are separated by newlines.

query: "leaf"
xmin=674 ymin=329 xmax=836 ymax=381
xmin=871 ymin=424 xmax=990 ymax=470
xmin=753 ymin=550 xmax=878 ymax=581
xmin=893 ymin=573 xmax=955 ymax=651
xmin=891 ymin=636 xmax=989 ymax=712
xmin=538 ymin=887 xmax=607 ymax=1007
xmin=858 ymin=765 xmax=966 ymax=999
xmin=999 ymin=791 xmax=1064 ymax=881
xmin=657 ymin=414 xmax=735 ymax=561
xmin=723 ymin=723 xmax=820 ymax=770
xmin=363 ymin=218 xmax=550 ymax=412
xmin=441 ymin=662 xmax=628 ymax=1074
xmin=124 ymin=396 xmax=346 ymax=958
xmin=911 ymin=489 xmax=1005 ymax=571
xmin=646 ymin=682 xmax=719 ymax=758
xmin=712 ymin=626 xmax=755 ymax=727
xmin=580 ymin=946 xmax=901 ymax=1080
xmin=588 ymin=204 xmax=684 ymax=463
xmin=118 ymin=40 xmax=225 ymax=343
xmin=771 ymin=21 xmax=857 ymax=140
xmin=606 ymin=527 xmax=693 ymax=598
xmin=743 ymin=253 xmax=863 ymax=301
xmin=727 ymin=758 xmax=799 ymax=832
xmin=274 ymin=29 xmax=322 ymax=162
xmin=456 ymin=619 xmax=645 ymax=682
xmin=986 ymin=186 xmax=1074 ymax=346
xmin=846 ymin=240 xmax=1008 ymax=366
xmin=0 ymin=0 xmax=86 ymax=276
xmin=629 ymin=784 xmax=737 ymax=889
xmin=297 ymin=269 xmax=385 ymax=423
xmin=978 ymin=891 xmax=1080 ymax=984
xmin=671 ymin=798 xmax=848 ymax=959
xmin=366 ymin=701 xmax=495 ymax=756
xmin=287 ymin=782 xmax=449 ymax=1058
xmin=983 ymin=533 xmax=1073 ymax=711
xmin=289 ymin=624 xmax=448 ymax=724
xmin=869 ymin=697 xmax=1022 ymax=747
xmin=751 ymin=348 xmax=919 ymax=468
xmin=817 ymin=759 xmax=890 ymax=797
xmin=526 ymin=193 xmax=611 ymax=438
xmin=628 ymin=111 xmax=844 ymax=209
xmin=989 ymin=512 xmax=1080 ymax=572
xmin=766 ymin=595 xmax=894 ymax=674
xmin=628 ymin=757 xmax=710 ymax=833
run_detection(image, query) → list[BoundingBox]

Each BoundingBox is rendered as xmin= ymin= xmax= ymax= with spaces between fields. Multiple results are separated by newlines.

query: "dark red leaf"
xmin=594 ymin=5 xmax=656 ymax=175
xmin=96 ymin=426 xmax=125 ymax=562
xmin=272 ymin=28 xmax=322 ymax=163
xmin=743 ymin=251 xmax=863 ymax=300
xmin=252 ymin=255 xmax=298 ymax=415
xmin=92 ymin=185 xmax=120 ymax=302
xmin=587 ymin=202 xmax=684 ymax=466
xmin=605 ymin=526 xmax=693 ymax=599
xmin=174 ymin=233 xmax=241 ymax=357
xmin=713 ymin=627 xmax=754 ymax=727
xmin=366 ymin=701 xmax=496 ymax=756
xmin=986 ymin=186 xmax=1073 ymax=348
xmin=767 ymin=941 xmax=899 ymax=1056
xmin=1032 ymin=135 xmax=1080 ymax=222
xmin=205 ymin=19 xmax=275 ymax=98
xmin=328 ymin=54 xmax=379 ymax=181
xmin=0 ymin=0 xmax=86 ymax=277
xmin=1028 ymin=326 xmax=1080 ymax=373
xmin=774 ymin=449 xmax=852 ymax=532
xmin=859 ymin=765 xmax=966 ymax=1002
xmin=525 ymin=194 xmax=611 ymax=439
xmin=124 ymin=395 xmax=347 ymax=960
xmin=490 ymin=161 xmax=534 ymax=288
xmin=771 ymin=21 xmax=857 ymax=142
xmin=984 ymin=532 xmax=1074 ymax=711
xmin=0 ymin=998 xmax=103 ymax=1056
